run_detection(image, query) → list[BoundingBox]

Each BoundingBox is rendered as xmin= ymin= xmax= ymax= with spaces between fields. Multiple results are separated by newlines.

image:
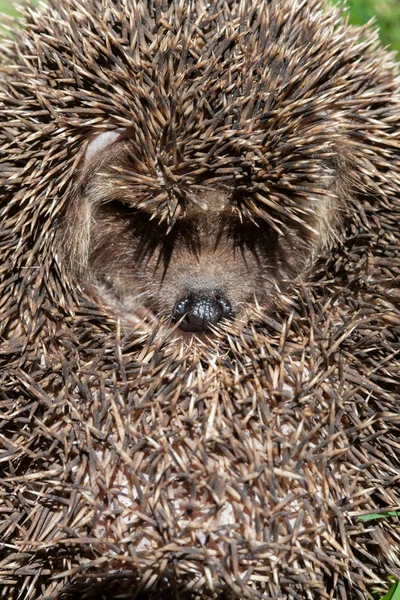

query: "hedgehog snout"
xmin=172 ymin=290 xmax=232 ymax=332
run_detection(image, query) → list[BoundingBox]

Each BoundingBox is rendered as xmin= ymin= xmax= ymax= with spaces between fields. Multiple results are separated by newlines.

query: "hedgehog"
xmin=1 ymin=1 xmax=400 ymax=600
xmin=70 ymin=121 xmax=334 ymax=333
xmin=65 ymin=3 xmax=342 ymax=334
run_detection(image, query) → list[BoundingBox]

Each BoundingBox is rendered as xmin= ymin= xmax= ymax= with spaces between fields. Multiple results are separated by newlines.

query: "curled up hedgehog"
xmin=1 ymin=1 xmax=400 ymax=599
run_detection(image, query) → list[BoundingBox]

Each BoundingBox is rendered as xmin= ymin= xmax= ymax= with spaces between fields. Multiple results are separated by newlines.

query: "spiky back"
xmin=1 ymin=0 xmax=400 ymax=232
xmin=1 ymin=2 xmax=400 ymax=599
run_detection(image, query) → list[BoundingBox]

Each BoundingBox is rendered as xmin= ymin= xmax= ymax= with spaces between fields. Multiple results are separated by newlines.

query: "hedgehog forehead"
xmin=182 ymin=189 xmax=231 ymax=216
xmin=67 ymin=0 xmax=346 ymax=157
xmin=82 ymin=124 xmax=337 ymax=234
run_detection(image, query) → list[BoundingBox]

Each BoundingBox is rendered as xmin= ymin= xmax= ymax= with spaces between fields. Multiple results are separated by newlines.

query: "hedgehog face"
xmin=68 ymin=130 xmax=335 ymax=333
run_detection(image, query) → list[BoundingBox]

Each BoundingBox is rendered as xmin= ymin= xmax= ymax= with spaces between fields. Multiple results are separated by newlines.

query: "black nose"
xmin=172 ymin=290 xmax=232 ymax=333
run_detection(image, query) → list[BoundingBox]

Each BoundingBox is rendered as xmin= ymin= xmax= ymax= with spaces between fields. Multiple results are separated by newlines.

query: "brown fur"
xmin=64 ymin=137 xmax=340 ymax=326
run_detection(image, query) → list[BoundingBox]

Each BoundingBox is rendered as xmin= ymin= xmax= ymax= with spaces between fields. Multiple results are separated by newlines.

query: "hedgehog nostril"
xmin=172 ymin=290 xmax=232 ymax=333
xmin=214 ymin=293 xmax=232 ymax=319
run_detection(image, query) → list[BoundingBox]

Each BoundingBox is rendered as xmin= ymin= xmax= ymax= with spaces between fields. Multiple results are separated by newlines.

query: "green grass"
xmin=0 ymin=0 xmax=21 ymax=16
xmin=332 ymin=0 xmax=400 ymax=55
xmin=358 ymin=511 xmax=400 ymax=522
xmin=379 ymin=581 xmax=400 ymax=600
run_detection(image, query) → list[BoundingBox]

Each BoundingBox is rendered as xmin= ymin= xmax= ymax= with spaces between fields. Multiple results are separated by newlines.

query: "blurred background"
xmin=0 ymin=0 xmax=399 ymax=55
xmin=335 ymin=0 xmax=400 ymax=55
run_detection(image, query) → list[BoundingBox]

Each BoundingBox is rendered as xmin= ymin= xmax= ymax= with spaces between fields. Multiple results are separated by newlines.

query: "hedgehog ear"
xmin=83 ymin=128 xmax=128 ymax=166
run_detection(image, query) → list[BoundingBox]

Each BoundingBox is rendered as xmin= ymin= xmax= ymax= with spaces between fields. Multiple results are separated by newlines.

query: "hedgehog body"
xmin=1 ymin=1 xmax=400 ymax=599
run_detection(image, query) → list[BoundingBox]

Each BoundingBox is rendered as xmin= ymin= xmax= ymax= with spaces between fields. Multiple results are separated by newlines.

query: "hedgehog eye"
xmin=226 ymin=218 xmax=279 ymax=258
xmin=102 ymin=200 xmax=154 ymax=220
xmin=99 ymin=200 xmax=171 ymax=236
xmin=103 ymin=199 xmax=137 ymax=212
xmin=229 ymin=218 xmax=272 ymax=241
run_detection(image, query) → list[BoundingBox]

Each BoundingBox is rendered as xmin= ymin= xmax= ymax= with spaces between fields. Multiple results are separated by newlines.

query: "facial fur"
xmin=54 ymin=0 xmax=361 ymax=334
xmin=64 ymin=134 xmax=341 ymax=331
